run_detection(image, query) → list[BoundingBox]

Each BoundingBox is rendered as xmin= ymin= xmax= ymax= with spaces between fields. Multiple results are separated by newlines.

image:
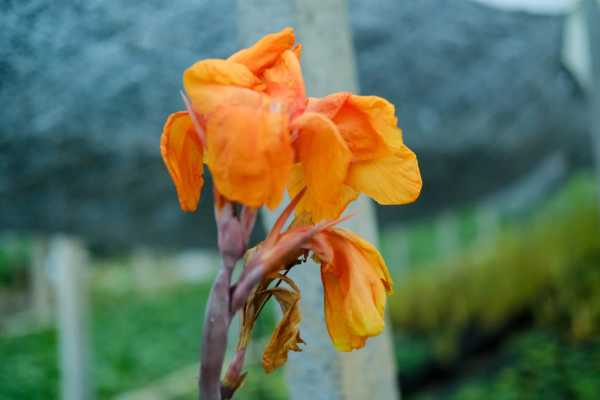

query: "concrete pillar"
xmin=236 ymin=1 xmax=400 ymax=398
xmin=49 ymin=235 xmax=92 ymax=400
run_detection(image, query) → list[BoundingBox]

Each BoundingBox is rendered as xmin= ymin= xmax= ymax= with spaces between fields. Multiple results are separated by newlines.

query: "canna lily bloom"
xmin=309 ymin=228 xmax=393 ymax=351
xmin=161 ymin=27 xmax=305 ymax=211
xmin=289 ymin=93 xmax=422 ymax=222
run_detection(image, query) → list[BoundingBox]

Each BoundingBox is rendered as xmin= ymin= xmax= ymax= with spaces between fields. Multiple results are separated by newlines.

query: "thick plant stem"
xmin=199 ymin=193 xmax=256 ymax=400
xmin=199 ymin=260 xmax=234 ymax=400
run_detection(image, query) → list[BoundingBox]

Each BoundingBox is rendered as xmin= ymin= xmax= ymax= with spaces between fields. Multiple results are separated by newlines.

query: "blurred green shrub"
xmin=390 ymin=175 xmax=600 ymax=360
xmin=0 ymin=236 xmax=31 ymax=288
xmin=413 ymin=329 xmax=600 ymax=400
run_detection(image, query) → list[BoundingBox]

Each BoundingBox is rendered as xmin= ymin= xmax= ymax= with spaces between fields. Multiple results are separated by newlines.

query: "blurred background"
xmin=2 ymin=0 xmax=600 ymax=398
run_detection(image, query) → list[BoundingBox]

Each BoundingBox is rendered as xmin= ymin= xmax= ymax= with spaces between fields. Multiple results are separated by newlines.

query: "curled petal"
xmin=294 ymin=113 xmax=350 ymax=197
xmin=205 ymin=100 xmax=293 ymax=209
xmin=310 ymin=229 xmax=392 ymax=351
xmin=344 ymin=95 xmax=406 ymax=151
xmin=185 ymin=59 xmax=259 ymax=87
xmin=308 ymin=94 xmax=404 ymax=161
xmin=228 ymin=27 xmax=296 ymax=75
xmin=160 ymin=112 xmax=204 ymax=212
xmin=262 ymin=279 xmax=305 ymax=372
xmin=346 ymin=144 xmax=422 ymax=205
xmin=306 ymin=92 xmax=349 ymax=119
xmin=263 ymin=49 xmax=307 ymax=119
xmin=288 ymin=165 xmax=358 ymax=223
xmin=236 ymin=273 xmax=304 ymax=373
xmin=183 ymin=59 xmax=261 ymax=114
xmin=331 ymin=229 xmax=393 ymax=293
xmin=289 ymin=113 xmax=354 ymax=221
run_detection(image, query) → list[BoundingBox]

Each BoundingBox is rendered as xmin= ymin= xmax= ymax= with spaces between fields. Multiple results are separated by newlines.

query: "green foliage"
xmin=0 ymin=329 xmax=59 ymax=399
xmin=413 ymin=330 xmax=600 ymax=400
xmin=91 ymin=283 xmax=212 ymax=397
xmin=0 ymin=235 xmax=31 ymax=288
xmin=389 ymin=176 xmax=600 ymax=361
xmin=0 ymin=282 xmax=285 ymax=399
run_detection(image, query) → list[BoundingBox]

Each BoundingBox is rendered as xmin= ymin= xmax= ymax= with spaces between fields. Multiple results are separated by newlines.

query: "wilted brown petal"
xmin=262 ymin=275 xmax=304 ymax=373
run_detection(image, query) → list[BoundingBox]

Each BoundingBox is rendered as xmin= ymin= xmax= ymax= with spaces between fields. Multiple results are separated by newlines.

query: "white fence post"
xmin=49 ymin=235 xmax=92 ymax=400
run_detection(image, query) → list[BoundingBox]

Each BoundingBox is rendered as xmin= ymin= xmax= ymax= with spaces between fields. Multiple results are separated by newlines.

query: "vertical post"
xmin=31 ymin=238 xmax=52 ymax=326
xmin=583 ymin=0 xmax=600 ymax=205
xmin=236 ymin=1 xmax=399 ymax=399
xmin=49 ymin=235 xmax=92 ymax=400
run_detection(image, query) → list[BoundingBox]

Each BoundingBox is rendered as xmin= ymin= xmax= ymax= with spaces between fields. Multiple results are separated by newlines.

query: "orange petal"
xmin=228 ymin=27 xmax=296 ymax=75
xmin=183 ymin=59 xmax=261 ymax=114
xmin=291 ymin=113 xmax=354 ymax=221
xmin=306 ymin=93 xmax=349 ymax=120
xmin=331 ymin=229 xmax=393 ymax=293
xmin=312 ymin=229 xmax=391 ymax=351
xmin=346 ymin=144 xmax=422 ymax=205
xmin=205 ymin=99 xmax=293 ymax=209
xmin=160 ymin=112 xmax=204 ymax=212
xmin=288 ymin=164 xmax=358 ymax=223
xmin=292 ymin=43 xmax=302 ymax=60
xmin=308 ymin=94 xmax=404 ymax=161
xmin=322 ymin=269 xmax=368 ymax=351
xmin=346 ymin=95 xmax=405 ymax=151
xmin=263 ymin=49 xmax=307 ymax=119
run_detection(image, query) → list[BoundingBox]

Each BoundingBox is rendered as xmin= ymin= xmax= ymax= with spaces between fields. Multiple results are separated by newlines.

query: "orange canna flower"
xmin=161 ymin=27 xmax=305 ymax=211
xmin=309 ymin=228 xmax=392 ymax=351
xmin=289 ymin=92 xmax=422 ymax=222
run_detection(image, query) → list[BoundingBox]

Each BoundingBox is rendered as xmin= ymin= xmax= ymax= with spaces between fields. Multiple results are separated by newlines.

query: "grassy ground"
xmin=0 ymin=282 xmax=286 ymax=399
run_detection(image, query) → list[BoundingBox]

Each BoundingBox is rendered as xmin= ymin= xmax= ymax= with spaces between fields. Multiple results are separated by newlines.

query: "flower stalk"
xmin=199 ymin=190 xmax=256 ymax=400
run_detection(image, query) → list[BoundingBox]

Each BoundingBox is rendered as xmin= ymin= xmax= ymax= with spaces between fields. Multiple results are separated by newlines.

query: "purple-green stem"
xmin=199 ymin=261 xmax=235 ymax=400
xmin=199 ymin=198 xmax=256 ymax=400
xmin=199 ymin=189 xmax=319 ymax=399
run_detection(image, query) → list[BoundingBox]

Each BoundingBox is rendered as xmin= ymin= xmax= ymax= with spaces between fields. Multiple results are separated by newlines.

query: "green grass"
xmin=0 ymin=282 xmax=286 ymax=399
xmin=92 ymin=284 xmax=211 ymax=398
xmin=0 ymin=329 xmax=59 ymax=399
